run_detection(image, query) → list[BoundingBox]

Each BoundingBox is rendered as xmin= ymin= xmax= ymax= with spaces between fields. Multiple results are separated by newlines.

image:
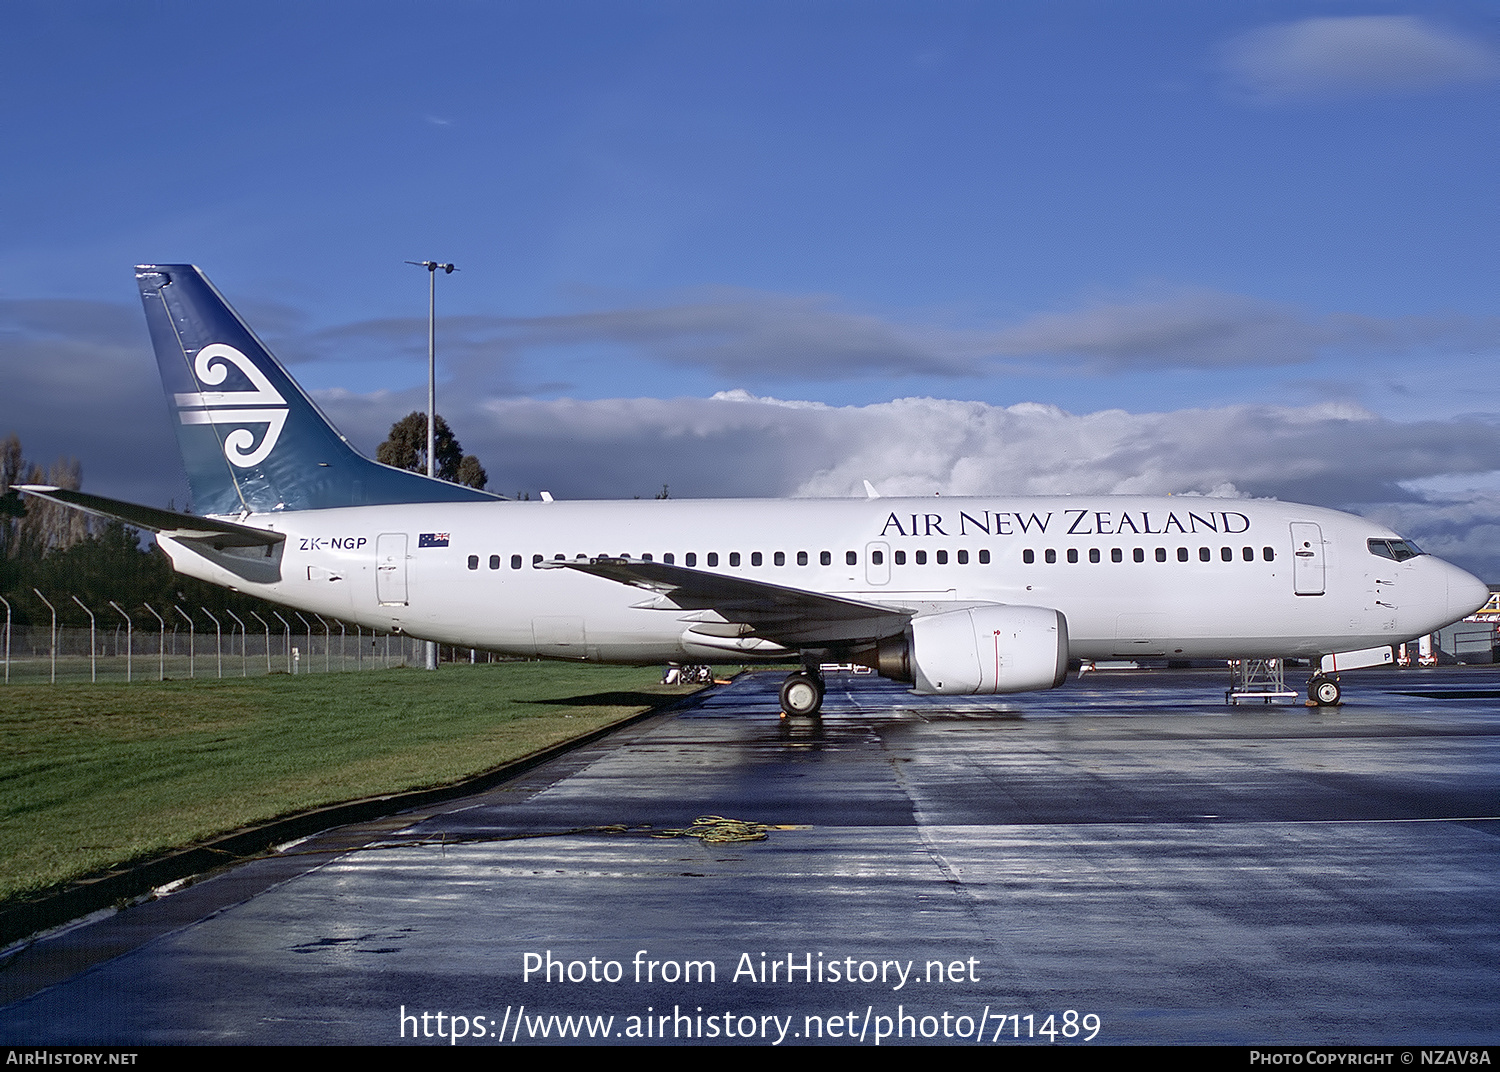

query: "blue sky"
xmin=4 ymin=2 xmax=1500 ymax=573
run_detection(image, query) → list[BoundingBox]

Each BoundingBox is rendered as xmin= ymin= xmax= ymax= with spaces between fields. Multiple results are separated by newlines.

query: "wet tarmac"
xmin=1 ymin=666 xmax=1496 ymax=1046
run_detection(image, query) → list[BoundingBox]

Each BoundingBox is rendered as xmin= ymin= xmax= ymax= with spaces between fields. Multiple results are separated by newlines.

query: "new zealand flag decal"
xmin=418 ymin=533 xmax=450 ymax=548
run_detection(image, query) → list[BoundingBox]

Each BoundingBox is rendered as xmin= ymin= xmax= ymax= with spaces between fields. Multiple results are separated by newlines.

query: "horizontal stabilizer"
xmin=15 ymin=486 xmax=285 ymax=549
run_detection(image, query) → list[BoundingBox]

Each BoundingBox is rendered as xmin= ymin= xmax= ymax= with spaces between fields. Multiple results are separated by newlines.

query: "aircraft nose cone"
xmin=1447 ymin=566 xmax=1491 ymax=622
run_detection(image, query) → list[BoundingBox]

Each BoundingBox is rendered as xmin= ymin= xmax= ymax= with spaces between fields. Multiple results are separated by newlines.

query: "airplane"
xmin=18 ymin=264 xmax=1491 ymax=716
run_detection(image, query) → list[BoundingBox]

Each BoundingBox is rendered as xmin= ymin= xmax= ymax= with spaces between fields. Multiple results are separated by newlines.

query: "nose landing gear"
xmin=1307 ymin=673 xmax=1342 ymax=706
xmin=780 ymin=670 xmax=825 ymax=718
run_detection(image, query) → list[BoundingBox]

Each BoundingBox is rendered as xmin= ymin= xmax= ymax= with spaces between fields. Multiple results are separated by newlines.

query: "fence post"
xmin=33 ymin=589 xmax=56 ymax=684
xmin=225 ymin=609 xmax=247 ymax=676
xmin=108 ymin=602 xmax=133 ymax=683
xmin=314 ymin=614 xmax=331 ymax=673
xmin=70 ymin=596 xmax=97 ymax=683
xmin=0 ymin=595 xmax=9 ymax=684
xmin=250 ymin=611 xmax=271 ymax=673
xmin=143 ymin=603 xmax=166 ymax=680
xmin=201 ymin=607 xmax=222 ymax=679
xmin=174 ymin=606 xmax=195 ymax=679
xmin=295 ymin=613 xmax=314 ymax=673
xmin=273 ymin=611 xmax=292 ymax=674
xmin=338 ymin=620 xmax=347 ymax=672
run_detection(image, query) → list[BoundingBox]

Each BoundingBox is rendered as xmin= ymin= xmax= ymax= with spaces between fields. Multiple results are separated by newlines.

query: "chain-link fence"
xmin=0 ymin=607 xmax=504 ymax=684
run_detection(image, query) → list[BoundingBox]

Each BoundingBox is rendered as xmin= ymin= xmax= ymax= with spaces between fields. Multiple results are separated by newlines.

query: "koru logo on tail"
xmin=173 ymin=344 xmax=289 ymax=468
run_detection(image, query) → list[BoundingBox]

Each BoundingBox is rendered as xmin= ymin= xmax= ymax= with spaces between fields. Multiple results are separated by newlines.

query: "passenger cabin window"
xmin=937 ymin=549 xmax=948 ymax=564
xmin=915 ymin=550 xmax=927 ymax=565
xmin=664 ymin=553 xmax=674 ymax=564
xmin=1242 ymin=547 xmax=1254 ymax=561
xmin=1045 ymin=549 xmax=1057 ymax=564
xmin=894 ymin=550 xmax=907 ymax=565
xmin=467 ymin=555 xmax=479 ymax=570
xmin=686 ymin=552 xmax=697 ymax=567
xmin=845 ymin=551 xmax=857 ymax=565
xmin=1023 ymin=549 xmax=1035 ymax=564
xmin=1221 ymin=547 xmax=1233 ymax=562
xmin=729 ymin=552 xmax=741 ymax=567
xmin=1088 ymin=548 xmax=1100 ymax=563
xmin=870 ymin=550 xmax=883 ymax=565
xmin=979 ymin=549 xmax=990 ymax=564
xmin=511 ymin=554 xmax=522 ymax=569
xmin=750 ymin=552 xmax=762 ymax=566
xmin=1177 ymin=548 xmax=1189 ymax=562
xmin=532 ymin=554 xmax=543 ymax=566
xmin=1067 ymin=549 xmax=1079 ymax=564
xmin=489 ymin=554 xmax=501 ymax=570
xmin=957 ymin=549 xmax=969 ymax=564
xmin=1263 ymin=547 xmax=1274 ymax=561
xmin=1199 ymin=547 xmax=1211 ymax=562
xmin=774 ymin=551 xmax=786 ymax=566
xmin=707 ymin=552 xmax=719 ymax=567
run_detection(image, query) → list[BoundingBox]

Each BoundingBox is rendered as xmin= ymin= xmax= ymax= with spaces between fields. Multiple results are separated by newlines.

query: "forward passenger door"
xmin=1290 ymin=523 xmax=1325 ymax=596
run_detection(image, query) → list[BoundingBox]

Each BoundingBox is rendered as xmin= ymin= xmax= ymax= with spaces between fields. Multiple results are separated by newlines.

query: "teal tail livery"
xmin=136 ymin=264 xmax=498 ymax=515
xmin=16 ymin=263 xmax=1492 ymax=715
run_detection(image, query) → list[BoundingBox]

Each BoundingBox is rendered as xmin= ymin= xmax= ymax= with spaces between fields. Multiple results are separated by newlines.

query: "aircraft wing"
xmin=549 ymin=557 xmax=910 ymax=646
xmin=15 ymin=486 xmax=285 ymax=549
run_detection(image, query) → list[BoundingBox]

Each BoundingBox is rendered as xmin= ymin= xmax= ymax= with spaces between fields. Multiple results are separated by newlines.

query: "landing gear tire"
xmin=1309 ymin=674 xmax=1342 ymax=706
xmin=780 ymin=671 xmax=824 ymax=718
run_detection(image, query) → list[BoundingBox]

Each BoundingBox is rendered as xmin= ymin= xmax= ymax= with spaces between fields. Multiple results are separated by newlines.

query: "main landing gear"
xmin=1307 ymin=673 xmax=1342 ymax=706
xmin=780 ymin=669 xmax=825 ymax=718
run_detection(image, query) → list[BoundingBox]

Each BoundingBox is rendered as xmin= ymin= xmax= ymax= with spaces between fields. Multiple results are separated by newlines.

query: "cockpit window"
xmin=1367 ymin=538 xmax=1424 ymax=562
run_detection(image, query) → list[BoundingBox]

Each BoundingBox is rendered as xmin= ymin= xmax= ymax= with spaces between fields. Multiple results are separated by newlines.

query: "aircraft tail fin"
xmin=135 ymin=264 xmax=499 ymax=515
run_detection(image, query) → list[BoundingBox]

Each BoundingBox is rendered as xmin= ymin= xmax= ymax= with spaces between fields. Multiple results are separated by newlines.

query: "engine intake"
xmin=856 ymin=605 xmax=1069 ymax=695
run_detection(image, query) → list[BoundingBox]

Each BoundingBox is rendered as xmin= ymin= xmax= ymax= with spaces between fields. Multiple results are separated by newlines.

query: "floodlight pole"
xmin=406 ymin=259 xmax=457 ymax=672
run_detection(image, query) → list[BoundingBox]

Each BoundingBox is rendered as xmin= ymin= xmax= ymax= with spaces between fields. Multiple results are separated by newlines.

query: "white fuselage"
xmin=156 ymin=494 xmax=1488 ymax=666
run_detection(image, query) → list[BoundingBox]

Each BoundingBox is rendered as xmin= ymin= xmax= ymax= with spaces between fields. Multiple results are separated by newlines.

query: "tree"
xmin=0 ymin=433 xmax=89 ymax=562
xmin=456 ymin=454 xmax=488 ymax=491
xmin=375 ymin=413 xmax=488 ymax=489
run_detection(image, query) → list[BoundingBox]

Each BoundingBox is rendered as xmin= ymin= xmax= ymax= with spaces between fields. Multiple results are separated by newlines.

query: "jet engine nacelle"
xmin=862 ymin=605 xmax=1069 ymax=695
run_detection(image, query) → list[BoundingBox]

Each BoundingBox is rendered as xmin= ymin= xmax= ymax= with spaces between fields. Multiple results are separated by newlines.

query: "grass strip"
xmin=0 ymin=662 xmax=699 ymax=908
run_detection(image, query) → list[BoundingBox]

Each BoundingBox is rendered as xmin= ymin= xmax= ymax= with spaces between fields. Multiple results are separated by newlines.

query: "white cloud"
xmin=314 ymin=389 xmax=1500 ymax=578
xmin=1225 ymin=16 xmax=1499 ymax=101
